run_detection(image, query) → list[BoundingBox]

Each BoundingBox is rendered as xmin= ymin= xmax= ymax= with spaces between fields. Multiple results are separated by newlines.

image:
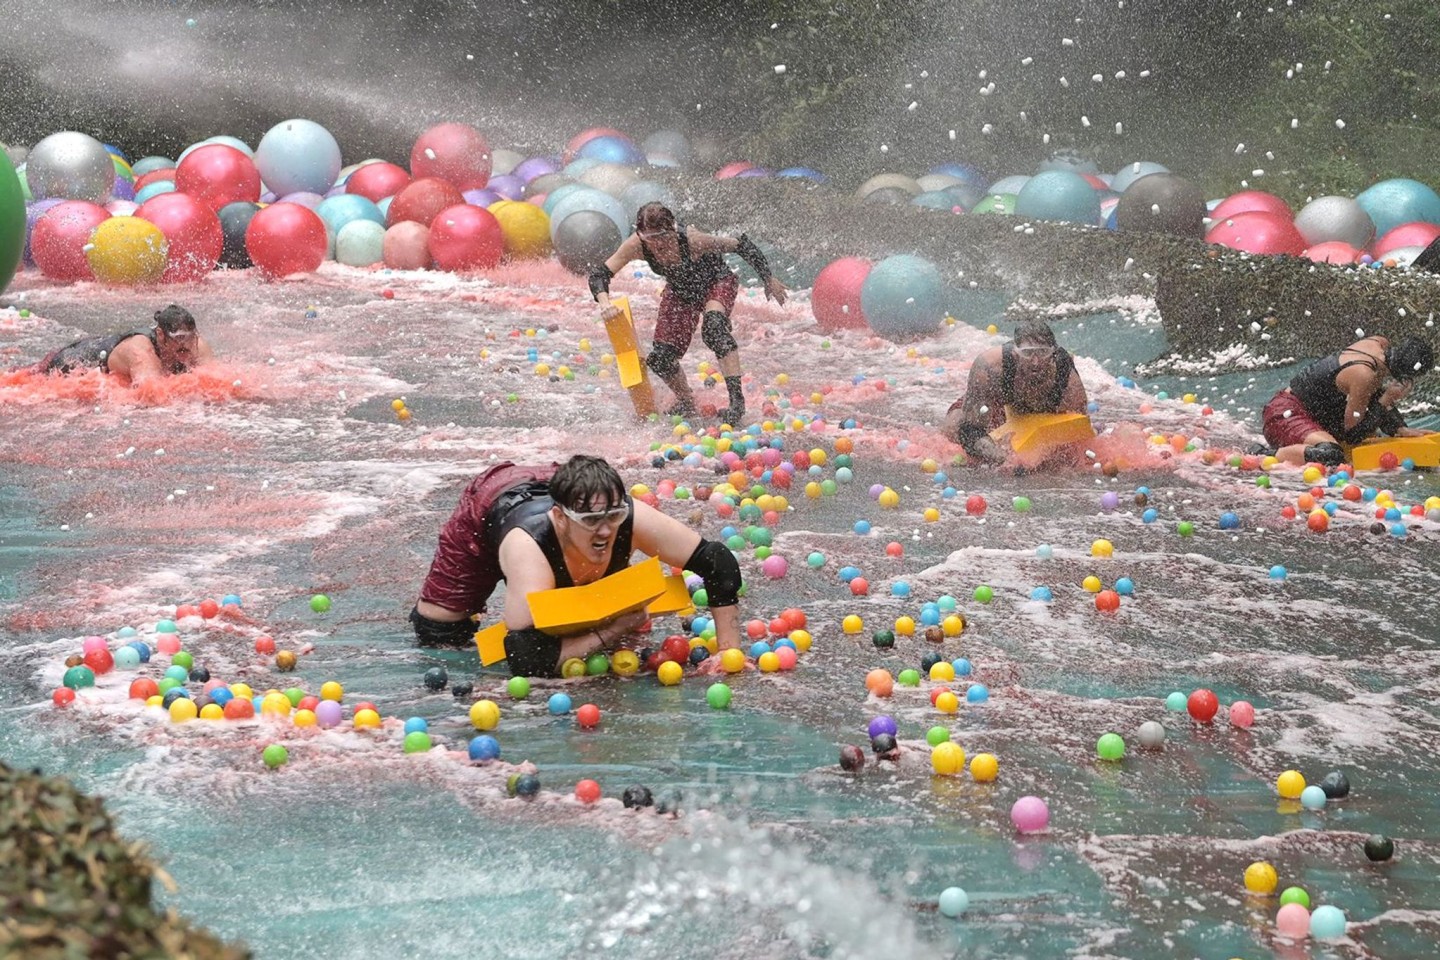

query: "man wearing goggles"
xmin=411 ymin=454 xmax=744 ymax=677
xmin=942 ymin=320 xmax=1089 ymax=466
xmin=30 ymin=304 xmax=214 ymax=384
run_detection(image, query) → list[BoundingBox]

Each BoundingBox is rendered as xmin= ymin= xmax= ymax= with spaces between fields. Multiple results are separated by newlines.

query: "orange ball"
xmin=1307 ymin=510 xmax=1330 ymax=533
xmin=885 ymin=542 xmax=904 ymax=558
xmin=1095 ymin=589 xmax=1121 ymax=613
xmin=781 ymin=608 xmax=807 ymax=630
xmin=866 ymin=669 xmax=895 ymax=697
xmin=849 ymin=577 xmax=869 ymax=596
xmin=746 ymin=619 xmax=768 ymax=639
xmin=199 ymin=598 xmax=220 ymax=618
xmin=576 ymin=703 xmax=601 ymax=728
xmin=254 ymin=635 xmax=276 ymax=655
xmin=575 ymin=779 xmax=601 ymax=804
xmin=1169 ymin=435 xmax=1188 ymax=452
xmin=1296 ymin=492 xmax=1315 ymax=511
xmin=834 ymin=437 xmax=854 ymax=454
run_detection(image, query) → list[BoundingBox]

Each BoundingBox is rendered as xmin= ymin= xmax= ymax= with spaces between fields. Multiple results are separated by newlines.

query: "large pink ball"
xmin=1210 ymin=190 xmax=1292 ymax=223
xmin=1373 ymin=221 xmax=1440 ymax=257
xmin=244 ymin=202 xmax=328 ymax=278
xmin=345 ymin=161 xmax=411 ymax=203
xmin=175 ymin=144 xmax=261 ymax=211
xmin=31 ymin=201 xmax=110 ymax=281
xmin=761 ymin=555 xmax=790 ymax=579
xmin=314 ymin=699 xmax=343 ymax=728
xmin=1303 ymin=241 xmax=1362 ymax=265
xmin=410 ymin=123 xmax=492 ymax=191
xmin=383 ymin=222 xmax=432 ymax=270
xmin=1229 ymin=700 xmax=1255 ymax=728
xmin=427 ymin=204 xmax=504 ymax=271
xmin=1010 ymin=795 xmax=1050 ymax=833
xmin=1206 ymin=211 xmax=1306 ymax=256
xmin=1276 ymin=903 xmax=1311 ymax=940
xmin=812 ymin=257 xmax=873 ymax=332
xmin=136 ymin=192 xmax=223 ymax=282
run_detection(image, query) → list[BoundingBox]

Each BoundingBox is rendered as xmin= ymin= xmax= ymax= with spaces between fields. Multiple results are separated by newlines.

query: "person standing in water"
xmin=588 ymin=202 xmax=788 ymax=424
xmin=32 ymin=305 xmax=214 ymax=384
xmin=1259 ymin=334 xmax=1434 ymax=466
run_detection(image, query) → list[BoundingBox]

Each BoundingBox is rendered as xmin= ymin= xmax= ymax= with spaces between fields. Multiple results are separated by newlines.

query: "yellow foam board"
xmin=991 ymin=412 xmax=1096 ymax=454
xmin=603 ymin=296 xmax=657 ymax=416
xmin=1348 ymin=434 xmax=1440 ymax=471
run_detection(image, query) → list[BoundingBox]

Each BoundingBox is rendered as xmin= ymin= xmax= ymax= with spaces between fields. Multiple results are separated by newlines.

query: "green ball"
xmin=973 ymin=585 xmax=994 ymax=604
xmin=833 ymin=454 xmax=852 ymax=468
xmin=1097 ymin=732 xmax=1126 ymax=761
xmin=585 ymin=653 xmax=610 ymax=676
xmin=1279 ymin=886 xmax=1310 ymax=909
xmin=706 ymin=682 xmax=733 ymax=710
xmin=62 ymin=665 xmax=96 ymax=690
xmin=691 ymin=588 xmax=709 ymax=607
xmin=283 ymin=687 xmax=305 ymax=707
xmin=1228 ymin=455 xmax=1243 ymax=468
xmin=1256 ymin=475 xmax=1271 ymax=488
xmin=262 ymin=744 xmax=289 ymax=769
xmin=1012 ymin=496 xmax=1033 ymax=512
xmin=674 ymin=487 xmax=691 ymax=500
xmin=749 ymin=484 xmax=767 ymax=500
xmin=507 ymin=676 xmax=531 ymax=699
xmin=1165 ymin=691 xmax=1187 ymax=711
xmin=403 ymin=731 xmax=432 ymax=754
xmin=755 ymin=545 xmax=772 ymax=560
xmin=897 ymin=669 xmax=922 ymax=687
xmin=157 ymin=677 xmax=180 ymax=694
xmin=725 ymin=534 xmax=747 ymax=551
xmin=1177 ymin=521 xmax=1195 ymax=538
xmin=820 ymin=479 xmax=838 ymax=496
xmin=506 ymin=773 xmax=522 ymax=797
xmin=872 ymin=630 xmax=895 ymax=649
xmin=926 ymin=725 xmax=951 ymax=746
xmin=748 ymin=527 xmax=772 ymax=547
xmin=170 ymin=650 xmax=194 ymax=670
xmin=807 ymin=552 xmax=825 ymax=568
xmin=310 ymin=594 xmax=332 ymax=613
xmin=505 ymin=392 xmax=519 ymax=403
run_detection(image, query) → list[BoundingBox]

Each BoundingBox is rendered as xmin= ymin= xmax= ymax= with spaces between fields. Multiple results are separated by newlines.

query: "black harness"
xmin=489 ymin=482 xmax=634 ymax=587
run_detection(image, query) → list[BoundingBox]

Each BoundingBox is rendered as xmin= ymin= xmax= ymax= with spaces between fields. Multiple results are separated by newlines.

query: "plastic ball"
xmin=1319 ymin=770 xmax=1350 ymax=799
xmin=514 ymin=773 xmax=541 ymax=800
xmin=553 ymin=209 xmax=622 ymax=274
xmin=575 ymin=779 xmax=602 ymax=804
xmin=576 ymin=703 xmax=602 ymax=728
xmin=925 ymin=726 xmax=950 ymax=747
xmin=1096 ymin=732 xmax=1126 ymax=761
xmin=1244 ymin=861 xmax=1278 ymax=894
xmin=965 ymin=684 xmax=989 ymax=704
xmin=547 ymin=692 xmax=572 ymax=715
xmin=935 ymin=691 xmax=959 ymax=714
xmin=1091 ymin=538 xmax=1114 ymax=558
xmin=507 ymin=676 xmax=531 ymax=699
xmin=1279 ymin=887 xmax=1311 ymax=909
xmin=859 ymin=254 xmax=944 ymax=340
xmin=1095 ymin=590 xmax=1121 ymax=613
xmin=1364 ymin=834 xmax=1394 ymax=861
xmin=706 ymin=682 xmax=733 ymax=709
xmin=657 ymin=660 xmax=684 ymax=685
xmin=719 ymin=647 xmax=746 ymax=673
xmin=1309 ymin=904 xmax=1346 ymax=940
xmin=402 ymin=731 xmax=432 ymax=754
xmin=1137 ymin=720 xmax=1165 ymax=748
xmin=811 ymin=257 xmax=872 ymax=332
xmin=469 ymin=700 xmax=501 ymax=730
xmin=254 ymin=119 xmax=342 ymax=197
xmin=62 ymin=665 xmax=96 ymax=690
xmin=468 ymin=734 xmax=501 ymax=762
xmin=1276 ymin=902 xmax=1311 ymax=939
xmin=938 ymin=886 xmax=969 ymax=918
xmin=973 ymin=585 xmax=994 ymax=604
xmin=26 ymin=132 xmax=116 ymax=203
xmin=1010 ymin=795 xmax=1049 ymax=833
xmin=1276 ymin=770 xmax=1307 ymax=799
xmin=931 ymin=741 xmax=966 ymax=775
xmin=1187 ymin=689 xmax=1219 ymax=723
xmin=1229 ymin=701 xmax=1255 ymax=728
xmin=1300 ymin=785 xmax=1327 ymax=810
xmin=1016 ymin=170 xmax=1101 ymax=224
xmin=345 ymin=160 xmax=411 ymax=202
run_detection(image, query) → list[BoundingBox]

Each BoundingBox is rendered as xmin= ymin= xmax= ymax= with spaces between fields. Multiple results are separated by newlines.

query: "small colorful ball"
xmin=468 ymin=734 xmax=501 ymax=761
xmin=547 ymin=692 xmax=572 ymax=715
xmin=969 ymin=752 xmax=999 ymax=782
xmin=938 ymin=886 xmax=969 ymax=918
xmin=930 ymin=741 xmax=966 ymax=775
xmin=1010 ymin=795 xmax=1049 ymax=833
xmin=1096 ymin=732 xmax=1126 ymax=761
xmin=706 ymin=683 xmax=733 ymax=709
xmin=1277 ymin=770 xmax=1306 ymax=799
xmin=262 ymin=744 xmax=289 ymax=768
xmin=657 ymin=660 xmax=684 ymax=685
xmin=1244 ymin=861 xmax=1278 ymax=894
xmin=1137 ymin=720 xmax=1165 ymax=748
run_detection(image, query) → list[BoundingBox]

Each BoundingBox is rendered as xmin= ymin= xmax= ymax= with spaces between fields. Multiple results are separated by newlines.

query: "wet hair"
xmin=153 ymin=305 xmax=197 ymax=334
xmin=549 ymin=455 xmax=626 ymax=513
xmin=1013 ymin=320 xmax=1057 ymax=347
xmin=635 ymin=202 xmax=677 ymax=235
xmin=1386 ymin=337 xmax=1434 ymax=381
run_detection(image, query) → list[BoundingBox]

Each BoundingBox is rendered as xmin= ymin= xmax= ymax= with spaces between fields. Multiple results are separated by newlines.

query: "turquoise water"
xmin=3 ymin=269 xmax=1440 ymax=959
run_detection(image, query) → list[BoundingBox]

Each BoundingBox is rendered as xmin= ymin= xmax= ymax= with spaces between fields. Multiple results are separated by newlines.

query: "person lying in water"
xmin=32 ymin=305 xmax=214 ymax=384
xmin=1259 ymin=334 xmax=1434 ymax=466
xmin=941 ymin=320 xmax=1089 ymax=466
xmin=410 ymin=453 xmax=744 ymax=677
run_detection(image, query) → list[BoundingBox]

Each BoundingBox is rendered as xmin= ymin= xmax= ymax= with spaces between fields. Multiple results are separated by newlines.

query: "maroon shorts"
xmin=1262 ymin=389 xmax=1329 ymax=448
xmin=418 ymin=461 xmax=557 ymax=616
xmin=654 ymin=272 xmax=740 ymax=354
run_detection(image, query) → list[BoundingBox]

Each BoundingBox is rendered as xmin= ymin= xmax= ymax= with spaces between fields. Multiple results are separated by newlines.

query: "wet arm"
xmin=632 ymin=500 xmax=742 ymax=650
xmin=592 ymin=235 xmax=642 ymax=305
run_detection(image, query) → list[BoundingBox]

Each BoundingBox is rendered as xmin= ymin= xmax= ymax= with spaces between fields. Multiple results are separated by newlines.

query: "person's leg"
xmin=1263 ymin=390 xmax=1342 ymax=466
xmin=701 ymin=275 xmax=744 ymax=421
xmin=1276 ymin=430 xmax=1343 ymax=466
xmin=649 ymin=287 xmax=699 ymax=416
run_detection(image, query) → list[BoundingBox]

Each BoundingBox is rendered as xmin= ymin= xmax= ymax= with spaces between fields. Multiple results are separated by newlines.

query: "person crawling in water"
xmin=31 ymin=305 xmax=214 ymax=385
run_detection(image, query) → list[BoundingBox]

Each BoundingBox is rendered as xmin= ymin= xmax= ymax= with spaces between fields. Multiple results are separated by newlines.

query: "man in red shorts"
xmin=588 ymin=202 xmax=788 ymax=424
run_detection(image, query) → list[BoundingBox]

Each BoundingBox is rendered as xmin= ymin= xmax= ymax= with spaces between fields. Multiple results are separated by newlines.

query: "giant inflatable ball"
xmin=85 ymin=216 xmax=167 ymax=285
xmin=1355 ymin=178 xmax=1440 ymax=240
xmin=254 ymin=119 xmax=343 ymax=198
xmin=245 ymin=201 xmax=328 ymax=278
xmin=1293 ymin=196 xmax=1375 ymax=249
xmin=175 ymin=144 xmax=262 ymax=210
xmin=856 ymin=173 xmax=921 ymax=200
xmin=25 ymin=131 xmax=115 ymax=203
xmin=554 ymin=210 xmax=621 ymax=275
xmin=217 ymin=202 xmax=260 ymax=269
xmin=31 ymin=200 xmax=110 ymax=281
xmin=577 ymin=135 xmax=645 ymax=167
xmin=345 ymin=161 xmax=411 ymax=203
xmin=812 ymin=257 xmax=872 ymax=333
xmin=1374 ymin=221 xmax=1440 ymax=258
xmin=859 ymin=254 xmax=944 ymax=340
xmin=488 ymin=200 xmax=551 ymax=259
xmin=1205 ymin=211 xmax=1305 ymax=257
xmin=387 ymin=178 xmax=466 ymax=228
xmin=1016 ymin=171 xmax=1100 ymax=224
xmin=1113 ymin=173 xmax=1207 ymax=239
xmin=136 ymin=192 xmax=223 ymax=282
xmin=1209 ymin=190 xmax=1291 ymax=224
xmin=547 ymin=188 xmax=627 ymax=240
xmin=642 ymin=129 xmax=692 ymax=167
xmin=428 ymin=204 xmax=504 ymax=271
xmin=1110 ymin=161 xmax=1169 ymax=195
xmin=0 ymin=151 xmax=24 ymax=292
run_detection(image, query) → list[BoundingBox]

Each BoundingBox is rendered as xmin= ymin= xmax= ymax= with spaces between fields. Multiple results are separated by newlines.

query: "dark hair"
xmin=1386 ymin=336 xmax=1434 ymax=381
xmin=550 ymin=455 xmax=626 ymax=512
xmin=1013 ymin=320 xmax=1057 ymax=347
xmin=635 ymin=202 xmax=676 ymax=234
xmin=154 ymin=305 xmax=197 ymax=334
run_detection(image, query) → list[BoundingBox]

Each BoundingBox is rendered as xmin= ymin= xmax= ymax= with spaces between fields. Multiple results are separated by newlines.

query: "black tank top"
xmin=1000 ymin=343 xmax=1076 ymax=412
xmin=40 ymin=330 xmax=153 ymax=375
xmin=1289 ymin=350 xmax=1380 ymax=436
xmin=489 ymin=482 xmax=634 ymax=587
xmin=639 ymin=226 xmax=730 ymax=305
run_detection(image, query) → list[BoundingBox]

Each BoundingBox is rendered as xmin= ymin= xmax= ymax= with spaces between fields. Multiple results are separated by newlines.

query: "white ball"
xmin=1137 ymin=720 xmax=1166 ymax=748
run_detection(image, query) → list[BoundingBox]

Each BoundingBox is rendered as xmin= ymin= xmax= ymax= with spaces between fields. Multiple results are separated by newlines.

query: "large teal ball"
xmin=1355 ymin=178 xmax=1440 ymax=239
xmin=547 ymin=188 xmax=627 ymax=240
xmin=859 ymin=254 xmax=944 ymax=340
xmin=1016 ymin=171 xmax=1101 ymax=224
xmin=335 ymin=220 xmax=386 ymax=266
xmin=317 ymin=194 xmax=384 ymax=257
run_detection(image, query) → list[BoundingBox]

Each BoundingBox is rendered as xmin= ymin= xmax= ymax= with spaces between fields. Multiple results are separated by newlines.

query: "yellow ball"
xmin=534 ymin=363 xmax=551 ymax=377
xmin=986 ymin=323 xmax=999 ymax=335
xmin=842 ymin=615 xmax=864 ymax=634
xmin=390 ymin=398 xmax=406 ymax=411
xmin=199 ymin=703 xmax=225 ymax=721
xmin=758 ymin=651 xmax=780 ymax=672
xmin=657 ymin=660 xmax=684 ymax=685
xmin=776 ymin=372 xmax=790 ymax=385
xmin=935 ymin=691 xmax=959 ymax=713
xmin=923 ymin=507 xmax=941 ymax=522
xmin=320 ymin=681 xmax=343 ymax=702
xmin=261 ymin=693 xmax=291 ymax=717
xmin=716 ymin=438 xmax=733 ymax=452
xmin=578 ymin=338 xmax=591 ymax=352
xmin=1091 ymin=538 xmax=1114 ymax=558
xmin=809 ymin=448 xmax=828 ymax=466
xmin=894 ymin=616 xmax=916 ymax=636
xmin=293 ymin=708 xmax=317 ymax=728
xmin=931 ymin=741 xmax=967 ymax=775
xmin=561 ymin=657 xmax=588 ymax=678
xmin=805 ymin=481 xmax=823 ymax=499
xmin=942 ymin=614 xmax=965 ymax=636
xmin=354 ymin=708 xmax=381 ymax=729
xmin=1276 ymin=770 xmax=1306 ymax=799
xmin=146 ymin=694 xmax=164 ymax=708
xmin=1244 ymin=861 xmax=1278 ymax=894
xmin=789 ymin=629 xmax=812 ymax=652
xmin=611 ymin=649 xmax=640 ymax=676
xmin=1083 ymin=575 xmax=1103 ymax=593
xmin=772 ymin=496 xmax=789 ymax=512
xmin=469 ymin=699 xmax=501 ymax=730
xmin=878 ymin=489 xmax=900 ymax=509
xmin=1426 ymin=496 xmax=1440 ymax=511
xmin=809 ymin=392 xmax=823 ymax=405
xmin=86 ymin=216 xmax=168 ymax=285
xmin=488 ymin=199 xmax=551 ymax=258
xmin=1262 ymin=456 xmax=1279 ymax=470
xmin=969 ymin=752 xmax=999 ymax=782
xmin=920 ymin=458 xmax=938 ymax=473
xmin=721 ymin=648 xmax=746 ymax=673
xmin=929 ymin=661 xmax=956 ymax=682
xmin=630 ymin=483 xmax=651 ymax=497
xmin=1183 ymin=393 xmax=1197 ymax=404
xmin=168 ymin=698 xmax=198 ymax=723
xmin=230 ymin=683 xmax=254 ymax=700
xmin=1302 ymin=466 xmax=1323 ymax=484
xmin=756 ymin=494 xmax=776 ymax=511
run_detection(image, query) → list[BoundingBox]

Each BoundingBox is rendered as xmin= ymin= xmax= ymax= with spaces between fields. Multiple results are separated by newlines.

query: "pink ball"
xmin=106 ymin=200 xmax=139 ymax=216
xmin=776 ymin=646 xmax=798 ymax=670
xmin=761 ymin=555 xmax=789 ymax=579
xmin=244 ymin=202 xmax=327 ymax=278
xmin=1210 ymin=190 xmax=1292 ymax=223
xmin=427 ymin=204 xmax=504 ymax=271
xmin=714 ymin=161 xmax=756 ymax=180
xmin=1303 ymin=241 xmax=1363 ymax=265
xmin=156 ymin=634 xmax=182 ymax=655
xmin=202 ymin=678 xmax=225 ymax=694
xmin=410 ymin=123 xmax=492 ymax=191
xmin=136 ymin=192 xmax=223 ymax=282
xmin=1229 ymin=700 xmax=1255 ymax=728
xmin=812 ymin=257 xmax=873 ymax=332
xmin=345 ymin=161 xmax=411 ymax=203
xmin=1010 ymin=795 xmax=1050 ymax=833
xmin=383 ymin=221 xmax=432 ymax=270
xmin=1373 ymin=221 xmax=1440 ymax=257
xmin=1276 ymin=903 xmax=1311 ymax=940
xmin=760 ymin=448 xmax=782 ymax=467
xmin=81 ymin=636 xmax=108 ymax=655
xmin=1206 ymin=211 xmax=1306 ymax=257
xmin=175 ymin=144 xmax=261 ymax=211
xmin=31 ymin=201 xmax=110 ymax=281
xmin=314 ymin=699 xmax=343 ymax=728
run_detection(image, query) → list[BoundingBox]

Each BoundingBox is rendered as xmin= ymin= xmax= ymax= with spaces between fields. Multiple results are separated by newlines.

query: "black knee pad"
xmin=1304 ymin=442 xmax=1345 ymax=468
xmin=647 ymin=342 xmax=682 ymax=378
xmin=700 ymin=310 xmax=737 ymax=358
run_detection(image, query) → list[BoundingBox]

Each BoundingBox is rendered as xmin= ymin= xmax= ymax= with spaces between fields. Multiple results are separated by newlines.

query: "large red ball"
xmin=387 ymin=177 xmax=466 ymax=228
xmin=410 ymin=123 xmax=492 ymax=191
xmin=345 ymin=161 xmax=412 ymax=202
xmin=133 ymin=169 xmax=177 ymax=193
xmin=427 ymin=204 xmax=504 ymax=271
xmin=174 ymin=144 xmax=262 ymax=211
xmin=245 ymin=202 xmax=328 ymax=278
xmin=1187 ymin=688 xmax=1219 ymax=723
xmin=812 ymin=257 xmax=873 ymax=332
xmin=136 ymin=192 xmax=223 ymax=282
xmin=1303 ymin=241 xmax=1362 ymax=265
xmin=32 ymin=201 xmax=111 ymax=281
xmin=1373 ymin=221 xmax=1440 ymax=258
xmin=1206 ymin=211 xmax=1306 ymax=257
xmin=1209 ymin=190 xmax=1292 ymax=223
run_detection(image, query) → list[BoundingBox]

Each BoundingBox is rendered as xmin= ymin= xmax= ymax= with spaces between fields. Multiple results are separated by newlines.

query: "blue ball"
xmin=1323 ymin=502 xmax=1339 ymax=516
xmin=221 ymin=593 xmax=242 ymax=607
xmin=1218 ymin=511 xmax=1241 ymax=530
xmin=689 ymin=646 xmax=710 ymax=665
xmin=116 ymin=626 xmax=137 ymax=639
xmin=134 ymin=180 xmax=176 ymax=204
xmin=853 ymin=520 xmax=872 ymax=535
xmin=403 ymin=717 xmax=429 ymax=735
xmin=929 ymin=162 xmax=988 ymax=188
xmin=1030 ymin=586 xmax=1053 ymax=602
xmin=839 ymin=566 xmax=861 ymax=583
xmin=1355 ymin=178 xmax=1440 ymax=239
xmin=255 ymin=118 xmax=342 ymax=197
xmin=1401 ymin=458 xmax=1416 ymax=471
xmin=541 ymin=182 xmax=586 ymax=217
xmin=965 ymin=683 xmax=989 ymax=703
xmin=162 ymin=688 xmax=191 ymax=708
xmin=774 ymin=638 xmax=797 ymax=652
xmin=942 ymin=486 xmax=957 ymax=498
xmin=913 ymin=190 xmax=959 ymax=211
xmin=891 ymin=581 xmax=912 ymax=598
xmin=1142 ymin=508 xmax=1158 ymax=523
xmin=1309 ymin=904 xmax=1347 ymax=940
xmin=749 ymin=641 xmax=772 ymax=658
xmin=1384 ymin=507 xmax=1402 ymax=521
xmin=1135 ymin=486 xmax=1150 ymax=496
xmin=468 ymin=734 xmax=501 ymax=761
xmin=210 ymin=687 xmax=233 ymax=706
xmin=859 ymin=254 xmax=945 ymax=340
xmin=938 ymin=886 xmax=969 ymax=917
xmin=1035 ymin=543 xmax=1054 ymax=559
xmin=547 ymin=692 xmax=572 ymax=715
xmin=953 ymin=658 xmax=973 ymax=676
xmin=1115 ymin=577 xmax=1135 ymax=596
xmin=1390 ymin=522 xmax=1408 ymax=537
xmin=937 ymin=595 xmax=958 ymax=612
xmin=1300 ymin=785 xmax=1327 ymax=810
xmin=1269 ymin=565 xmax=1288 ymax=579
xmin=1086 ymin=400 xmax=1100 ymax=414
xmin=1362 ymin=487 xmax=1378 ymax=502
xmin=578 ymin=135 xmax=645 ymax=165
xmin=920 ymin=607 xmax=942 ymax=626
xmin=1016 ymin=170 xmax=1101 ymax=224
xmin=129 ymin=641 xmax=151 ymax=663
xmin=252 ymin=695 xmax=266 ymax=713
xmin=690 ymin=616 xmax=711 ymax=635
xmin=316 ymin=194 xmax=384 ymax=254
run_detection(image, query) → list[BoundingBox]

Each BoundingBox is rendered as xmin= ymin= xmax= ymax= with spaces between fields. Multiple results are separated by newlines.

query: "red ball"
xmin=695 ymin=485 xmax=713 ymax=501
xmin=1343 ymin=485 xmax=1362 ymax=502
xmin=245 ymin=202 xmax=328 ymax=278
xmin=781 ymin=608 xmax=807 ymax=630
xmin=345 ymin=161 xmax=412 ymax=202
xmin=1187 ymin=688 xmax=1219 ymax=723
xmin=791 ymin=451 xmax=811 ymax=469
xmin=811 ymin=257 xmax=873 ymax=332
xmin=53 ymin=687 xmax=76 ymax=707
xmin=770 ymin=470 xmax=792 ymax=489
xmin=643 ymin=652 xmax=664 ymax=673
xmin=885 ymin=542 xmax=904 ymax=558
xmin=576 ymin=703 xmax=601 ymax=728
xmin=174 ymin=605 xmax=197 ymax=619
xmin=1374 ymin=221 xmax=1440 ymax=258
xmin=410 ymin=123 xmax=492 ymax=191
xmin=1280 ymin=505 xmax=1297 ymax=520
xmin=1209 ymin=190 xmax=1292 ymax=222
xmin=297 ymin=695 xmax=320 ymax=712
xmin=1379 ymin=452 xmax=1399 ymax=470
xmin=133 ymin=169 xmax=177 ymax=193
xmin=353 ymin=701 xmax=378 ymax=714
xmin=1304 ymin=241 xmax=1363 ymax=265
xmin=745 ymin=619 xmax=768 ymax=639
xmin=929 ymin=687 xmax=950 ymax=706
xmin=32 ymin=201 xmax=111 ymax=281
xmin=661 ymin=635 xmax=690 ymax=663
xmin=254 ymin=635 xmax=276 ymax=654
xmin=849 ymin=577 xmax=870 ymax=596
xmin=223 ymin=697 xmax=255 ymax=719
xmin=965 ymin=495 xmax=987 ymax=516
xmin=575 ymin=778 xmax=602 ymax=803
xmin=83 ymin=648 xmax=115 ymax=675
xmin=1095 ymin=589 xmax=1121 ymax=613
xmin=135 ymin=192 xmax=223 ymax=282
xmin=428 ymin=203 xmax=504 ymax=271
xmin=129 ymin=678 xmax=159 ymax=700
xmin=199 ymin=598 xmax=221 ymax=618
xmin=387 ymin=177 xmax=466 ymax=228
xmin=174 ymin=144 xmax=261 ymax=211
xmin=1307 ymin=511 xmax=1330 ymax=533
xmin=768 ymin=617 xmax=789 ymax=636
xmin=1205 ymin=211 xmax=1306 ymax=257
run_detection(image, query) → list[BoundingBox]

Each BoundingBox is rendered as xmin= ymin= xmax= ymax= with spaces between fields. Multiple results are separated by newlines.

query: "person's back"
xmin=33 ymin=305 xmax=211 ymax=385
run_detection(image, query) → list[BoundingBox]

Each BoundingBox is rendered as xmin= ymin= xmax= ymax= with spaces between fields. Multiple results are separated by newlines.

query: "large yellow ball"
xmin=168 ymin=698 xmax=198 ymax=723
xmin=1244 ymin=861 xmax=1278 ymax=895
xmin=293 ymin=708 xmax=317 ymax=728
xmin=657 ymin=660 xmax=684 ymax=685
xmin=611 ymin=649 xmax=640 ymax=676
xmin=969 ymin=752 xmax=999 ymax=782
xmin=1276 ymin=770 xmax=1306 ymax=799
xmin=842 ymin=615 xmax=863 ymax=634
xmin=261 ymin=693 xmax=291 ymax=717
xmin=320 ymin=681 xmax=344 ymax=702
xmin=469 ymin=699 xmax=501 ymax=730
xmin=488 ymin=199 xmax=551 ymax=258
xmin=720 ymin=648 xmax=746 ymax=673
xmin=878 ymin=488 xmax=900 ymax=509
xmin=931 ymin=741 xmax=966 ymax=775
xmin=230 ymin=683 xmax=254 ymax=700
xmin=86 ymin=216 xmax=168 ymax=285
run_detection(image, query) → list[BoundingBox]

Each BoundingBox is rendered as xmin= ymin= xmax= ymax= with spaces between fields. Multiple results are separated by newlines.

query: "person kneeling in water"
xmin=1259 ymin=334 xmax=1434 ymax=466
xmin=32 ymin=305 xmax=214 ymax=384
xmin=410 ymin=454 xmax=745 ymax=677
xmin=589 ymin=202 xmax=788 ymax=425
xmin=941 ymin=320 xmax=1089 ymax=466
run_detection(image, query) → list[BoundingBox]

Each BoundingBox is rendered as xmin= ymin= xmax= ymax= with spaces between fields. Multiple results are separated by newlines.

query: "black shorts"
xmin=409 ymin=607 xmax=475 ymax=648
xmin=504 ymin=630 xmax=563 ymax=678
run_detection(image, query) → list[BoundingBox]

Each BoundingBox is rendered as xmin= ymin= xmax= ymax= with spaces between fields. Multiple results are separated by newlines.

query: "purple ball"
xmin=733 ymin=167 xmax=773 ymax=179
xmin=868 ymin=483 xmax=886 ymax=499
xmin=110 ymin=176 xmax=136 ymax=202
xmin=463 ymin=188 xmax=501 ymax=207
xmin=280 ymin=192 xmax=324 ymax=210
xmin=867 ymin=715 xmax=898 ymax=739
xmin=315 ymin=700 xmax=343 ymax=728
xmin=260 ymin=191 xmax=278 ymax=204
xmin=1100 ymin=491 xmax=1119 ymax=512
xmin=513 ymin=156 xmax=560 ymax=183
xmin=24 ymin=199 xmax=64 ymax=265
xmin=487 ymin=174 xmax=524 ymax=200
xmin=324 ymin=185 xmax=347 ymax=198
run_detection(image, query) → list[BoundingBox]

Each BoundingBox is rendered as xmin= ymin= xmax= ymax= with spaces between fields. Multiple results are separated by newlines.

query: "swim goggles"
xmin=561 ymin=503 xmax=631 ymax=530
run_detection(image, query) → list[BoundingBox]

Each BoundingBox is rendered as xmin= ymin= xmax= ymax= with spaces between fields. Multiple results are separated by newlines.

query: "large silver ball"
xmin=554 ymin=209 xmax=621 ymax=275
xmin=1111 ymin=161 xmax=1169 ymax=194
xmin=25 ymin=131 xmax=115 ymax=203
xmin=1294 ymin=196 xmax=1376 ymax=249
xmin=642 ymin=130 xmax=692 ymax=167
